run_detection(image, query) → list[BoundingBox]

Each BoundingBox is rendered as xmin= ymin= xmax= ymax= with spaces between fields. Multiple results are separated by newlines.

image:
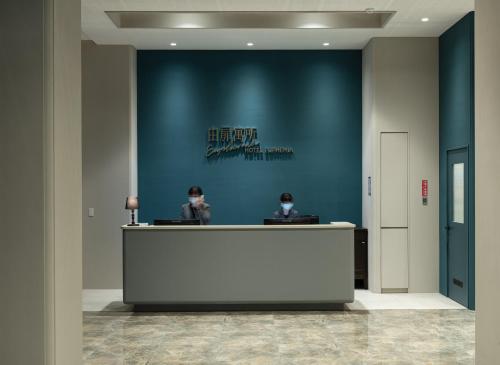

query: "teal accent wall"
xmin=138 ymin=51 xmax=362 ymax=225
xmin=439 ymin=12 xmax=475 ymax=309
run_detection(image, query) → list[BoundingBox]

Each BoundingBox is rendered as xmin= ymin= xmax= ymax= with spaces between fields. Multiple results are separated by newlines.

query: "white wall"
xmin=362 ymin=40 xmax=378 ymax=291
xmin=82 ymin=41 xmax=137 ymax=289
xmin=363 ymin=38 xmax=440 ymax=293
xmin=475 ymin=0 xmax=500 ymax=362
xmin=0 ymin=0 xmax=82 ymax=363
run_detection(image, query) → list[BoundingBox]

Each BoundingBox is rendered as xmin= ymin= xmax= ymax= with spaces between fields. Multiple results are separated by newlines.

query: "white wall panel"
xmin=381 ymin=228 xmax=408 ymax=290
xmin=475 ymin=0 xmax=500 ymax=363
xmin=82 ymin=41 xmax=136 ymax=289
xmin=381 ymin=132 xmax=408 ymax=228
xmin=0 ymin=0 xmax=82 ymax=363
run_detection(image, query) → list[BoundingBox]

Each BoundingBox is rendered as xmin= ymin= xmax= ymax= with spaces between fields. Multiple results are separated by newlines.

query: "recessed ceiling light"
xmin=300 ymin=23 xmax=325 ymax=29
xmin=421 ymin=17 xmax=430 ymax=22
xmin=178 ymin=23 xmax=202 ymax=29
xmin=247 ymin=42 xmax=254 ymax=47
xmin=365 ymin=8 xmax=375 ymax=14
xmin=170 ymin=42 xmax=177 ymax=46
xmin=323 ymin=42 xmax=330 ymax=47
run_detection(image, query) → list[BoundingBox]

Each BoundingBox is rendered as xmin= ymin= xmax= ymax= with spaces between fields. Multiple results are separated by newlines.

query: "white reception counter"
xmin=122 ymin=224 xmax=354 ymax=310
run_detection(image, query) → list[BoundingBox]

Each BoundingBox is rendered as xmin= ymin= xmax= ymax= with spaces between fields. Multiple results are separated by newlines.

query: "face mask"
xmin=281 ymin=202 xmax=294 ymax=211
xmin=189 ymin=196 xmax=198 ymax=205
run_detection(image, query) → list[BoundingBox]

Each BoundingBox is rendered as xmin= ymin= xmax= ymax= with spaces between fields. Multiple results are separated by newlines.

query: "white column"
xmin=362 ymin=38 xmax=439 ymax=293
xmin=475 ymin=0 xmax=500 ymax=363
xmin=0 ymin=0 xmax=82 ymax=364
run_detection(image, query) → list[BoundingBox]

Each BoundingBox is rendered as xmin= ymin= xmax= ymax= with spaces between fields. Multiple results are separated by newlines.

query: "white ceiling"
xmin=82 ymin=0 xmax=474 ymax=50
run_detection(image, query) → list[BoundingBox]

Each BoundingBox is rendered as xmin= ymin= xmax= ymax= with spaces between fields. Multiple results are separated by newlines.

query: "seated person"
xmin=181 ymin=186 xmax=211 ymax=225
xmin=273 ymin=192 xmax=300 ymax=219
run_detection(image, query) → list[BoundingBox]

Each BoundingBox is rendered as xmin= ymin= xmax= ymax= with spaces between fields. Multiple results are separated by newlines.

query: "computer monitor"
xmin=263 ymin=215 xmax=320 ymax=225
xmin=153 ymin=219 xmax=201 ymax=226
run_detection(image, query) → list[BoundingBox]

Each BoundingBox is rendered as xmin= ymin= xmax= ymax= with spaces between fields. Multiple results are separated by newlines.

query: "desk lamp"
xmin=125 ymin=196 xmax=139 ymax=226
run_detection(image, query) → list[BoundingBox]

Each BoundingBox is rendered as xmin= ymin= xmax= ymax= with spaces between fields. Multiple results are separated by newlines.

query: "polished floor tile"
xmin=83 ymin=309 xmax=475 ymax=365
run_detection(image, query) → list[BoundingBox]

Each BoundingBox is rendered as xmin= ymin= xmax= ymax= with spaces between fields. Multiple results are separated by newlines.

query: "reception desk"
xmin=122 ymin=224 xmax=354 ymax=310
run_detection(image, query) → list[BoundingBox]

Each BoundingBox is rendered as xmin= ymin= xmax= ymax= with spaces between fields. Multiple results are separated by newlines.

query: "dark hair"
xmin=188 ymin=186 xmax=203 ymax=196
xmin=280 ymin=192 xmax=293 ymax=202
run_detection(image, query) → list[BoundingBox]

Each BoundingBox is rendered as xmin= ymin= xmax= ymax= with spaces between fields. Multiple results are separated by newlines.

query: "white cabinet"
xmin=381 ymin=228 xmax=408 ymax=291
xmin=380 ymin=133 xmax=408 ymax=228
xmin=380 ymin=132 xmax=408 ymax=292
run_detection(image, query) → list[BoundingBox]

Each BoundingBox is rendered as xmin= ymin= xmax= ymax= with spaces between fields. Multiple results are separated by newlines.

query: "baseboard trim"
xmin=381 ymin=288 xmax=408 ymax=294
xmin=133 ymin=303 xmax=347 ymax=312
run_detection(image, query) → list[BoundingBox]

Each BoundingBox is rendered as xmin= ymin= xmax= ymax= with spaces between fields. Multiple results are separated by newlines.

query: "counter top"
xmin=122 ymin=223 xmax=355 ymax=231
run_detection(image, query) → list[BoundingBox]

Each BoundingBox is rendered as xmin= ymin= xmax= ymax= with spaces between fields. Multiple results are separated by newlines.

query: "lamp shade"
xmin=125 ymin=196 xmax=139 ymax=210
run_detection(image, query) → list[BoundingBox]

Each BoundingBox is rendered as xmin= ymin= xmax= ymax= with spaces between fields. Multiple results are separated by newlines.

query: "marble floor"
xmin=83 ymin=291 xmax=475 ymax=365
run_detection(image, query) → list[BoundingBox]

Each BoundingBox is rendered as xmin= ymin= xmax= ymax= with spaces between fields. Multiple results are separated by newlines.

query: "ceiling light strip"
xmin=106 ymin=11 xmax=396 ymax=30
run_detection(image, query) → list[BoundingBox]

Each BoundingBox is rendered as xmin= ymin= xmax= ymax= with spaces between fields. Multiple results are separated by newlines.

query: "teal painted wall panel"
xmin=439 ymin=12 xmax=475 ymax=309
xmin=138 ymin=51 xmax=362 ymax=225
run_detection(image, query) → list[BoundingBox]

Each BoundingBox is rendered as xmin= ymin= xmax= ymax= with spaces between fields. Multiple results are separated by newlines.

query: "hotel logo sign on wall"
xmin=206 ymin=127 xmax=294 ymax=159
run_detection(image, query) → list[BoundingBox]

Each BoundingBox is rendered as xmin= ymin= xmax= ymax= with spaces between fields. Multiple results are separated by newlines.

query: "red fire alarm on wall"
xmin=422 ymin=179 xmax=428 ymax=205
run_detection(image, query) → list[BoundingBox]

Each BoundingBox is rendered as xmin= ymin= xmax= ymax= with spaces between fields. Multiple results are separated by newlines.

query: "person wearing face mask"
xmin=181 ymin=186 xmax=211 ymax=225
xmin=273 ymin=192 xmax=299 ymax=219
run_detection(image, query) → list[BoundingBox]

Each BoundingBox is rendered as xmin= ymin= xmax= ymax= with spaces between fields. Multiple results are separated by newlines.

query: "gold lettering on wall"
xmin=206 ymin=127 xmax=293 ymax=159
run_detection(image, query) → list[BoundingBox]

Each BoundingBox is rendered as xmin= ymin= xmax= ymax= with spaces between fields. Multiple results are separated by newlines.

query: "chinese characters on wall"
xmin=206 ymin=127 xmax=294 ymax=159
